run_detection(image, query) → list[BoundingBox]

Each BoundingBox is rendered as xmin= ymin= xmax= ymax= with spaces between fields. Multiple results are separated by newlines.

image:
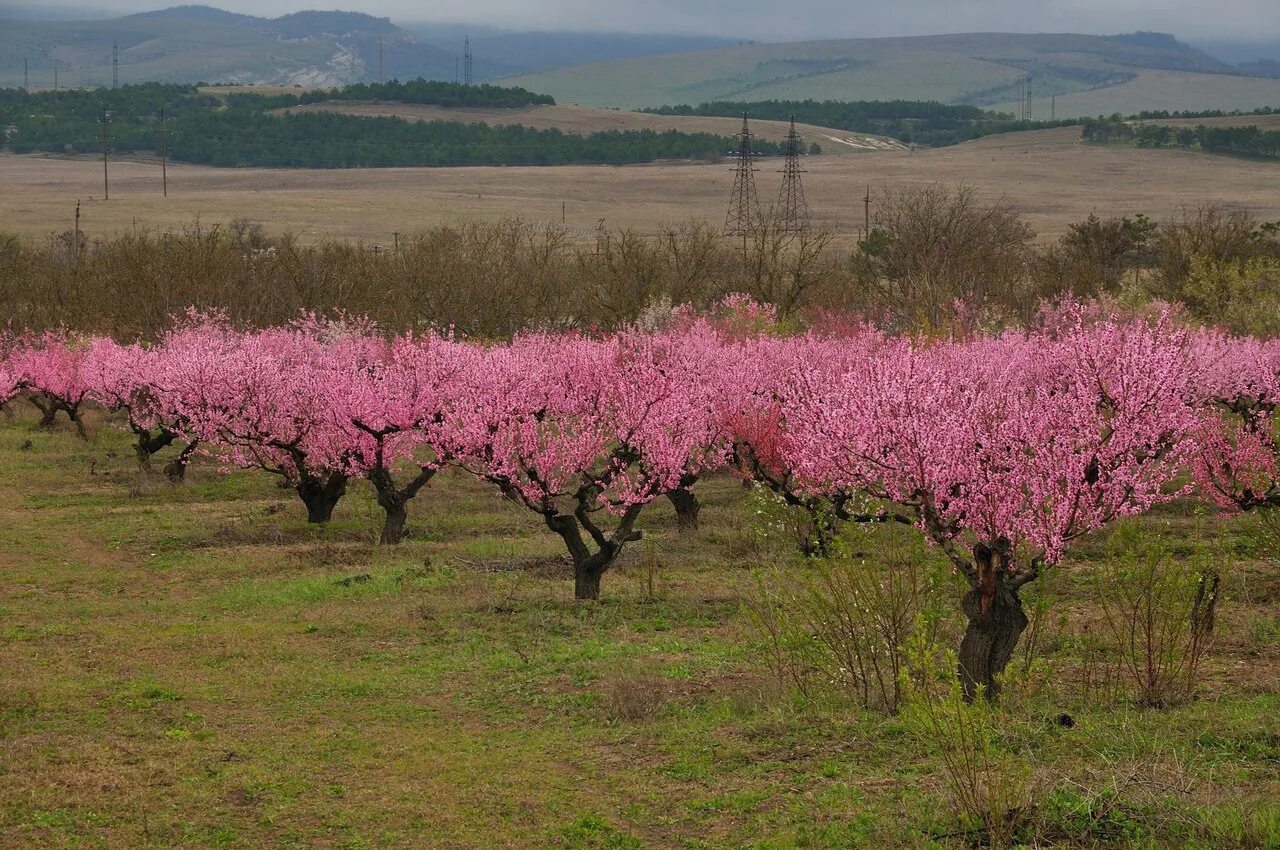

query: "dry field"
xmin=278 ymin=102 xmax=905 ymax=155
xmin=3 ymin=126 xmax=1280 ymax=246
xmin=989 ymin=69 xmax=1280 ymax=121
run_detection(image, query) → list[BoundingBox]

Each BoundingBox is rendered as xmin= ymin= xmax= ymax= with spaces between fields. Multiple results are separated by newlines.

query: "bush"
xmin=900 ymin=628 xmax=1036 ymax=848
xmin=744 ymin=527 xmax=951 ymax=712
xmin=1096 ymin=522 xmax=1221 ymax=707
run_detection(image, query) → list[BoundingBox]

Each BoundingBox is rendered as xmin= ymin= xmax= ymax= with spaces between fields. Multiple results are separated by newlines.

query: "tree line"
xmin=230 ymin=78 xmax=556 ymax=110
xmin=3 ymin=192 xmax=1278 ymax=340
xmin=642 ymin=98 xmax=1079 ymax=147
xmin=0 ymin=83 xmax=778 ymax=168
xmin=1081 ymin=116 xmax=1280 ymax=161
xmin=1 ymin=300 xmax=1269 ymax=700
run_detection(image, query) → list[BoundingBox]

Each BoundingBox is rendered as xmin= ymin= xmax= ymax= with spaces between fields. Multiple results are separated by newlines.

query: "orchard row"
xmin=2 ymin=299 xmax=1275 ymax=695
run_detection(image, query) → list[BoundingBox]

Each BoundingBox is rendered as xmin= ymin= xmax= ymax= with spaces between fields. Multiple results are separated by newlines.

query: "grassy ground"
xmin=1 ymin=405 xmax=1278 ymax=849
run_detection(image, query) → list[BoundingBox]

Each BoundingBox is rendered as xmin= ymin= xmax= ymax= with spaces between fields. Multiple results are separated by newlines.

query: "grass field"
xmin=2 ymin=396 xmax=1279 ymax=848
xmin=4 ymin=126 xmax=1280 ymax=247
xmin=989 ymin=70 xmax=1280 ymax=121
xmin=278 ymin=102 xmax=906 ymax=155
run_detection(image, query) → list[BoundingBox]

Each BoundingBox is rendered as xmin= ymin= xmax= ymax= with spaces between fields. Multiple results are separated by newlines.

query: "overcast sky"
xmin=2 ymin=0 xmax=1278 ymax=43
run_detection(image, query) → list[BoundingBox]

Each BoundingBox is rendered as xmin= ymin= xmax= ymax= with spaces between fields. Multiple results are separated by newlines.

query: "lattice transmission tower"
xmin=774 ymin=115 xmax=809 ymax=233
xmin=724 ymin=113 xmax=760 ymax=248
xmin=463 ymin=35 xmax=473 ymax=85
xmin=112 ymin=41 xmax=118 ymax=88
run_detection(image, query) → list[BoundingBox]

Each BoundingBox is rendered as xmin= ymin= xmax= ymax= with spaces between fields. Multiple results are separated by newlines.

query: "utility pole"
xmin=378 ymin=36 xmax=384 ymax=84
xmin=158 ymin=108 xmax=169 ymax=197
xmin=863 ymin=185 xmax=871 ymax=239
xmin=74 ymin=199 xmax=81 ymax=254
xmin=53 ymin=63 xmax=58 ymax=97
xmin=23 ymin=58 xmax=28 ymax=93
xmin=1051 ymin=94 xmax=1056 ymax=122
xmin=112 ymin=41 xmax=119 ymax=89
xmin=99 ymin=108 xmax=110 ymax=201
xmin=454 ymin=57 xmax=459 ymax=84
xmin=561 ymin=201 xmax=566 ymax=224
xmin=392 ymin=230 xmax=400 ymax=253
xmin=463 ymin=35 xmax=472 ymax=85
xmin=724 ymin=112 xmax=760 ymax=255
xmin=774 ymin=115 xmax=809 ymax=233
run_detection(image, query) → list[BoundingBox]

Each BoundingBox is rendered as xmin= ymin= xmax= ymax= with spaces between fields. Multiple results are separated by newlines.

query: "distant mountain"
xmin=501 ymin=31 xmax=1280 ymax=116
xmin=1193 ymin=39 xmax=1280 ymax=67
xmin=401 ymin=24 xmax=735 ymax=77
xmin=0 ymin=5 xmax=455 ymax=89
xmin=1238 ymin=59 xmax=1280 ymax=79
xmin=0 ymin=5 xmax=739 ymax=91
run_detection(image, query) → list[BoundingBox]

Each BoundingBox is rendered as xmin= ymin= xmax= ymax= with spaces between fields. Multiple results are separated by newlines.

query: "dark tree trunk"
xmin=67 ymin=405 xmax=86 ymax=440
xmin=667 ymin=488 xmax=700 ymax=530
xmin=574 ymin=556 xmax=607 ymax=600
xmin=543 ymin=504 xmax=643 ymax=601
xmin=30 ymin=396 xmax=58 ymax=429
xmin=134 ymin=427 xmax=178 ymax=472
xmin=296 ymin=472 xmax=349 ymax=524
xmin=368 ymin=466 xmax=435 ymax=545
xmin=163 ymin=441 xmax=199 ymax=482
xmin=957 ymin=544 xmax=1029 ymax=701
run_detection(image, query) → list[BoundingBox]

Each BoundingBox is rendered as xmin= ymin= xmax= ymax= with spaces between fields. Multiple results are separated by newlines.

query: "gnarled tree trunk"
xmin=957 ymin=542 xmax=1031 ymax=701
xmin=666 ymin=487 xmax=700 ymax=530
xmin=29 ymin=395 xmax=60 ymax=429
xmin=368 ymin=465 xmax=435 ymax=545
xmin=163 ymin=440 xmax=199 ymax=482
xmin=544 ymin=503 xmax=644 ymax=600
xmin=296 ymin=471 xmax=349 ymax=524
xmin=133 ymin=426 xmax=178 ymax=472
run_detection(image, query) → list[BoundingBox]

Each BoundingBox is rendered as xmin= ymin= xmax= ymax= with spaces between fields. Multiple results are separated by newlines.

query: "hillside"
xmin=501 ymin=31 xmax=1280 ymax=115
xmin=0 ymin=5 xmax=453 ymax=89
xmin=279 ymin=102 xmax=908 ymax=155
xmin=0 ymin=6 xmax=741 ymax=91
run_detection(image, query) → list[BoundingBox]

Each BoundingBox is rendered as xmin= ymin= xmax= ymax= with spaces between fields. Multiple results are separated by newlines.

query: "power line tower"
xmin=774 ymin=115 xmax=809 ymax=233
xmin=378 ymin=36 xmax=384 ymax=84
xmin=99 ymin=108 xmax=110 ymax=200
xmin=112 ymin=41 xmax=118 ymax=88
xmin=724 ymin=112 xmax=760 ymax=251
xmin=463 ymin=35 xmax=473 ymax=85
xmin=23 ymin=57 xmax=28 ymax=93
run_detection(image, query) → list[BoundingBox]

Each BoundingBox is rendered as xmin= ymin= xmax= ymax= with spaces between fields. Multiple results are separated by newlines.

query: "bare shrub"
xmin=901 ymin=628 xmax=1037 ymax=849
xmin=1096 ymin=523 xmax=1221 ymax=708
xmin=744 ymin=529 xmax=950 ymax=712
xmin=852 ymin=184 xmax=1037 ymax=330
xmin=1151 ymin=204 xmax=1271 ymax=292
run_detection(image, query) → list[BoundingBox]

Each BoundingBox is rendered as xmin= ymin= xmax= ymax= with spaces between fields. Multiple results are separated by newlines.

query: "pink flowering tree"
xmin=83 ymin=337 xmax=199 ymax=478
xmin=787 ymin=312 xmax=1199 ymax=697
xmin=449 ymin=328 xmax=730 ymax=599
xmin=0 ymin=329 xmax=20 ymax=408
xmin=11 ymin=330 xmax=94 ymax=438
xmin=1187 ymin=332 xmax=1280 ymax=512
xmin=317 ymin=331 xmax=480 ymax=544
xmin=155 ymin=317 xmax=369 ymax=523
xmin=727 ymin=330 xmax=908 ymax=556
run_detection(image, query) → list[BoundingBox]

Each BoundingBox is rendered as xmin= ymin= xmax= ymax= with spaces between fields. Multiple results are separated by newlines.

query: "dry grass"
xmin=991 ymin=70 xmax=1280 ymax=121
xmin=4 ymin=127 xmax=1280 ymax=248
xmin=278 ymin=101 xmax=900 ymax=154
